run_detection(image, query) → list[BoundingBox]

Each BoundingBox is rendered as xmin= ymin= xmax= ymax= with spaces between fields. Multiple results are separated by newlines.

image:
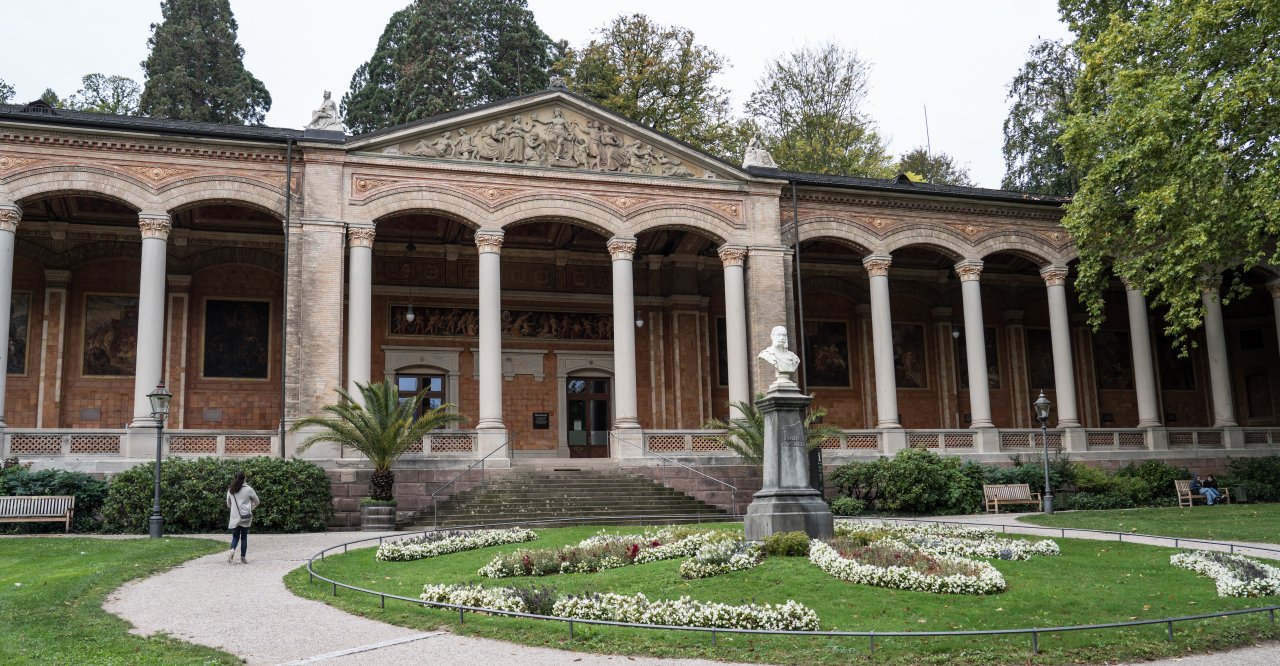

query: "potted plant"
xmin=293 ymin=380 xmax=465 ymax=530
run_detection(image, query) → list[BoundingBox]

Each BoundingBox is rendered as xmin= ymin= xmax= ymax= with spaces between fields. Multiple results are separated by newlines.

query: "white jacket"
xmin=226 ymin=485 xmax=260 ymax=529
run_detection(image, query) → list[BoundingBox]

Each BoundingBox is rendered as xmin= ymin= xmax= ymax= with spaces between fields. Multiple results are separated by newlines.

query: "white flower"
xmin=1171 ymin=551 xmax=1280 ymax=597
xmin=809 ymin=539 xmax=1007 ymax=595
xmin=376 ymin=528 xmax=537 ymax=562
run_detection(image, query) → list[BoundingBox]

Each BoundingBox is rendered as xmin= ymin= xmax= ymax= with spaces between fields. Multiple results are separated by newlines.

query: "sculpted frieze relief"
xmin=0 ymin=154 xmax=40 ymax=174
xmin=382 ymin=105 xmax=711 ymax=179
xmin=352 ymin=176 xmax=401 ymax=196
xmin=122 ymin=164 xmax=197 ymax=183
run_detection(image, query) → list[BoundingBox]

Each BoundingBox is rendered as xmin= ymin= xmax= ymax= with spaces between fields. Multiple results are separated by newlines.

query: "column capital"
xmin=1040 ymin=265 xmax=1070 ymax=287
xmin=474 ymin=229 xmax=505 ymax=254
xmin=1198 ymin=275 xmax=1222 ymax=294
xmin=1119 ymin=274 xmax=1140 ymax=291
xmin=718 ymin=245 xmax=748 ymax=267
xmin=862 ymin=254 xmax=892 ymax=277
xmin=1267 ymin=279 xmax=1280 ymax=298
xmin=607 ymin=236 xmax=637 ymax=261
xmin=138 ymin=213 xmax=172 ymax=240
xmin=955 ymin=260 xmax=984 ymax=282
xmin=0 ymin=203 xmax=20 ymax=233
xmin=347 ymin=226 xmax=376 ymax=248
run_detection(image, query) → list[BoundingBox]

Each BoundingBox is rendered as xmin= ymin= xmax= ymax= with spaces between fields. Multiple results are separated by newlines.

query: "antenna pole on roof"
xmin=923 ymin=104 xmax=932 ymax=157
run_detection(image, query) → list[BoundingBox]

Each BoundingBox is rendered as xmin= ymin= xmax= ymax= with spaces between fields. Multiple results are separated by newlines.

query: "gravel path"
xmin=100 ymin=518 xmax=1279 ymax=665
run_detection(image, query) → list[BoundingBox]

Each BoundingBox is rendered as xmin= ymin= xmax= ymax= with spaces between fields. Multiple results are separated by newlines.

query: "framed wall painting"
xmin=7 ymin=292 xmax=29 ymax=375
xmin=1025 ymin=328 xmax=1055 ymax=392
xmin=82 ymin=294 xmax=139 ymax=377
xmin=892 ymin=323 xmax=928 ymax=388
xmin=1093 ymin=329 xmax=1134 ymax=390
xmin=804 ymin=320 xmax=851 ymax=387
xmin=202 ymin=299 xmax=271 ymax=380
xmin=956 ymin=326 xmax=1000 ymax=390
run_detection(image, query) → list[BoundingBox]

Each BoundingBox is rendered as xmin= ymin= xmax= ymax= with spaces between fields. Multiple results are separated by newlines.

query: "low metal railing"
xmin=429 ymin=436 xmax=512 ymax=529
xmin=616 ymin=432 xmax=739 ymax=515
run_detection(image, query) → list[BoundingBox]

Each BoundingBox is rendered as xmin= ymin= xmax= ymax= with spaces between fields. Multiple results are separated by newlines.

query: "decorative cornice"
xmin=862 ymin=255 xmax=892 ymax=277
xmin=347 ymin=227 xmax=376 ymax=248
xmin=138 ymin=214 xmax=172 ymax=240
xmin=2 ymin=131 xmax=292 ymax=164
xmin=709 ymin=201 xmax=742 ymax=220
xmin=474 ymin=230 xmax=505 ymax=254
xmin=352 ymin=176 xmax=400 ymax=196
xmin=123 ymin=164 xmax=195 ymax=183
xmin=607 ymin=237 xmax=637 ymax=261
xmin=0 ymin=204 xmax=20 ymax=233
xmin=955 ymin=260 xmax=984 ymax=282
xmin=601 ymin=194 xmax=653 ymax=211
xmin=718 ymin=246 xmax=748 ymax=267
xmin=1040 ymin=266 xmax=1069 ymax=287
xmin=459 ymin=184 xmax=520 ymax=205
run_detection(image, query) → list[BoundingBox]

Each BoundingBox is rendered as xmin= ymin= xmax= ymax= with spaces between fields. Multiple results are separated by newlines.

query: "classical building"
xmin=2 ymin=86 xmax=1279 ymax=483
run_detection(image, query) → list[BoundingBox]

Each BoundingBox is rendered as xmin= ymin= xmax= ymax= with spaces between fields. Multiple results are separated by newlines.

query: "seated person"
xmin=1190 ymin=475 xmax=1221 ymax=506
xmin=1202 ymin=474 xmax=1222 ymax=505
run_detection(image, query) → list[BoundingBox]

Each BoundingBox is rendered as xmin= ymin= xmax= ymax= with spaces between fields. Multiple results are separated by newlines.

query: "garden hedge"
xmin=0 ymin=461 xmax=109 ymax=532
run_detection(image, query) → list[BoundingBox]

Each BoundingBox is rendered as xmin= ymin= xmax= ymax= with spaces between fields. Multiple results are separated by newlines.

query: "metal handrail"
xmin=305 ymin=516 xmax=1280 ymax=658
xmin=429 ymin=436 xmax=511 ymax=529
xmin=609 ymin=432 xmax=739 ymax=515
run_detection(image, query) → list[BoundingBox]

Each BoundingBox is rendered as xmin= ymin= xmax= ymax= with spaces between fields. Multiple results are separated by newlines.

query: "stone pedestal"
xmin=743 ymin=389 xmax=834 ymax=541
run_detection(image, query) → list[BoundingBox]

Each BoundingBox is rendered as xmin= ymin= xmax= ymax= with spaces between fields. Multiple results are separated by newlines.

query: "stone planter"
xmin=360 ymin=503 xmax=397 ymax=531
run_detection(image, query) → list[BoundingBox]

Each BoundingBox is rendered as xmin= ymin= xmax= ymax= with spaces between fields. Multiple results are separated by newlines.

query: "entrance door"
xmin=567 ymin=377 xmax=610 ymax=458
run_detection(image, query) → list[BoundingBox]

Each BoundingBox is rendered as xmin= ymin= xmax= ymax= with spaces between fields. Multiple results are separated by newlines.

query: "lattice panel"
xmin=226 ymin=436 xmax=271 ymax=455
xmin=1087 ymin=433 xmax=1115 ymax=450
xmin=1168 ymin=432 xmax=1194 ymax=448
xmin=69 ymin=435 xmax=120 ymax=454
xmin=692 ymin=436 xmax=727 ymax=452
xmin=169 ymin=436 xmax=216 ymax=453
xmin=846 ymin=434 xmax=880 ymax=450
xmin=1000 ymin=433 xmax=1034 ymax=449
xmin=908 ymin=433 xmax=939 ymax=449
xmin=1245 ymin=431 xmax=1269 ymax=445
xmin=406 ymin=438 xmax=425 ymax=454
xmin=646 ymin=435 xmax=686 ymax=453
xmin=1118 ymin=433 xmax=1147 ymax=449
xmin=943 ymin=433 xmax=975 ymax=449
xmin=1196 ymin=431 xmax=1223 ymax=449
xmin=819 ymin=435 xmax=842 ymax=450
xmin=9 ymin=435 xmax=61 ymax=455
xmin=428 ymin=434 xmax=474 ymax=453
xmin=1046 ymin=433 xmax=1063 ymax=450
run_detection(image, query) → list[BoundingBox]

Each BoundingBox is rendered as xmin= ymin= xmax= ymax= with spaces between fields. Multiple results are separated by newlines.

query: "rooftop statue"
xmin=306 ymin=91 xmax=347 ymax=132
xmin=742 ymin=135 xmax=778 ymax=169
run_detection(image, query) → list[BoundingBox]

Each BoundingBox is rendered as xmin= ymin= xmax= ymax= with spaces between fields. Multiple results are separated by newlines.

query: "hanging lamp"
xmin=405 ymin=225 xmax=417 ymax=323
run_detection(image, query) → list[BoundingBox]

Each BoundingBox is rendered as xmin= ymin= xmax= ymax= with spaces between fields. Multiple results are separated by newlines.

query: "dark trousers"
xmin=230 ymin=526 xmax=248 ymax=556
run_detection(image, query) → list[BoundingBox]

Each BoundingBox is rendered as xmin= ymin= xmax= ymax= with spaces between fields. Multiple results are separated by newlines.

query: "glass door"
xmin=567 ymin=377 xmax=610 ymax=458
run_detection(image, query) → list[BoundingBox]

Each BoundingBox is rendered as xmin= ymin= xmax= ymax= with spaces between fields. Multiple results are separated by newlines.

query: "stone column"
xmin=1041 ymin=266 xmax=1081 ymax=428
xmin=1201 ymin=278 xmax=1237 ymax=427
xmin=37 ymin=269 xmax=70 ymax=428
xmin=609 ymin=236 xmax=640 ymax=430
xmin=719 ymin=246 xmax=750 ymax=418
xmin=863 ymin=255 xmax=900 ymax=428
xmin=475 ymin=230 xmax=505 ymax=430
xmin=0 ymin=204 xmax=19 ymax=426
xmin=131 ymin=213 xmax=171 ymax=425
xmin=1123 ymin=280 xmax=1161 ymax=426
xmin=1269 ymin=280 xmax=1280 ymax=363
xmin=956 ymin=260 xmax=994 ymax=428
xmin=345 ymin=227 xmax=375 ymax=401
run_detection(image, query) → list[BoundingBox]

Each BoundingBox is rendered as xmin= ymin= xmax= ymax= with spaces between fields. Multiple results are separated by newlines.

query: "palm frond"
xmin=703 ymin=397 xmax=838 ymax=465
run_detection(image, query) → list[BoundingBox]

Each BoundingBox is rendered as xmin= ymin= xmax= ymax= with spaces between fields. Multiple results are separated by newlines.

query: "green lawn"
xmin=285 ymin=524 xmax=1280 ymax=665
xmin=1019 ymin=504 xmax=1280 ymax=544
xmin=0 ymin=537 xmax=238 ymax=665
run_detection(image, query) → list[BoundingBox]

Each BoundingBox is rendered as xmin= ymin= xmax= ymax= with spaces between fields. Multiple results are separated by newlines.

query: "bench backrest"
xmin=0 ymin=495 xmax=75 ymax=517
xmin=1174 ymin=479 xmax=1195 ymax=495
xmin=984 ymin=484 xmax=1032 ymax=500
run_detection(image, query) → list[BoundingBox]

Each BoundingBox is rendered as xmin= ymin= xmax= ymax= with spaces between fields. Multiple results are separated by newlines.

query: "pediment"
xmin=346 ymin=91 xmax=742 ymax=181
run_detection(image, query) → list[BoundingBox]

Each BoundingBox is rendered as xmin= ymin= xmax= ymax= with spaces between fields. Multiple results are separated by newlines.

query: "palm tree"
xmin=703 ymin=398 xmax=841 ymax=465
xmin=292 ymin=380 xmax=466 ymax=501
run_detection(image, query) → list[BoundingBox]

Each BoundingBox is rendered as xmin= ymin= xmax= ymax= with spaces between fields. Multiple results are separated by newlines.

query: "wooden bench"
xmin=1175 ymin=480 xmax=1231 ymax=507
xmin=0 ymin=495 xmax=76 ymax=532
xmin=983 ymin=484 xmax=1041 ymax=514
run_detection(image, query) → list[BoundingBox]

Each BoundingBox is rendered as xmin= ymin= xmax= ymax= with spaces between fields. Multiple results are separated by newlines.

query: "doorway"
xmin=567 ymin=377 xmax=610 ymax=457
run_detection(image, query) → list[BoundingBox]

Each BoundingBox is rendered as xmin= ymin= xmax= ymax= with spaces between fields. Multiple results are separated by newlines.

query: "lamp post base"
xmin=1042 ymin=493 xmax=1055 ymax=515
xmin=148 ymin=514 xmax=164 ymax=539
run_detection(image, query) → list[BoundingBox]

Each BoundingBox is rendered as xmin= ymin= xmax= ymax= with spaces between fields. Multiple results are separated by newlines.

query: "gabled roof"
xmin=756 ymin=167 xmax=1070 ymax=207
xmin=0 ymin=103 xmax=313 ymax=144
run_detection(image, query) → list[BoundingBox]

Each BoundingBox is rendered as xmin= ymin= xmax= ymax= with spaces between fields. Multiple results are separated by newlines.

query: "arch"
xmin=971 ymin=231 xmax=1067 ymax=267
xmin=159 ymin=176 xmax=287 ymax=219
xmin=627 ymin=205 xmax=735 ymax=245
xmin=794 ymin=217 xmax=880 ymax=255
xmin=3 ymin=166 xmax=156 ymax=211
xmin=800 ymin=274 xmax=864 ymax=305
xmin=492 ymin=194 xmax=624 ymax=239
xmin=180 ymin=247 xmax=284 ymax=275
xmin=59 ymin=240 xmax=143 ymax=270
xmin=358 ymin=186 xmax=490 ymax=228
xmin=881 ymin=225 xmax=971 ymax=261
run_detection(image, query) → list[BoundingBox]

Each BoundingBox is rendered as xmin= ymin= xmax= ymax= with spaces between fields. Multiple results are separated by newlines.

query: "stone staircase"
xmin=416 ymin=467 xmax=730 ymax=528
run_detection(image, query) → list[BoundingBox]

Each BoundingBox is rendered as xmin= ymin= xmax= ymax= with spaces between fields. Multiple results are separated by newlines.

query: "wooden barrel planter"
xmin=360 ymin=504 xmax=397 ymax=531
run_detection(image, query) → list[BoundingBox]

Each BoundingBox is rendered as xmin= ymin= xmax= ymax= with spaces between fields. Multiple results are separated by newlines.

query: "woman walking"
xmin=226 ymin=471 xmax=260 ymax=564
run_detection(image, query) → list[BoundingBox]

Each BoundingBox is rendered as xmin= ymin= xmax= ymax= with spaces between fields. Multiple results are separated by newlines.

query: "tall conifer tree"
xmin=343 ymin=0 xmax=554 ymax=134
xmin=138 ymin=0 xmax=271 ymax=125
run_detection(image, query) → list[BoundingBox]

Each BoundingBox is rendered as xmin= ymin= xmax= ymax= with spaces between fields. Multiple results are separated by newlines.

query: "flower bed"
xmin=420 ymin=583 xmax=529 ymax=613
xmin=678 ymin=540 xmax=761 ymax=579
xmin=835 ymin=521 xmax=1060 ymax=560
xmin=810 ymin=538 xmax=1007 ymax=595
xmin=478 ymin=528 xmax=734 ymax=578
xmin=1170 ymin=551 xmax=1280 ymax=597
xmin=376 ymin=528 xmax=537 ymax=562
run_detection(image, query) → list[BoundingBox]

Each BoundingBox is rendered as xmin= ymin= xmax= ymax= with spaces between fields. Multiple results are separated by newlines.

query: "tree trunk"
xmin=370 ymin=469 xmax=395 ymax=501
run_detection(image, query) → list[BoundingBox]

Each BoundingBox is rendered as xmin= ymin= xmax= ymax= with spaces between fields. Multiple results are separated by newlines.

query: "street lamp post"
xmin=1034 ymin=390 xmax=1054 ymax=514
xmin=147 ymin=381 xmax=172 ymax=538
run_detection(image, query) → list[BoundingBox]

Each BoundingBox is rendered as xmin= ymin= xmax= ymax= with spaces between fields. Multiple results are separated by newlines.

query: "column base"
xmin=1136 ymin=418 xmax=1163 ymax=428
xmin=610 ymin=427 xmax=644 ymax=459
xmin=475 ymin=429 xmax=511 ymax=466
xmin=744 ymin=492 xmax=834 ymax=541
xmin=968 ymin=419 xmax=994 ymax=429
xmin=881 ymin=429 xmax=907 ymax=454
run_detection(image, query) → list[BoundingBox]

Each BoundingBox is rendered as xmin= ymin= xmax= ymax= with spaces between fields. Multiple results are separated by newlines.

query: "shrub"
xmin=101 ymin=456 xmax=332 ymax=533
xmin=829 ymin=496 xmax=865 ymax=516
xmin=1223 ymin=456 xmax=1280 ymax=502
xmin=1063 ymin=492 xmax=1136 ymax=511
xmin=1107 ymin=474 xmax=1155 ymax=505
xmin=1071 ymin=462 xmax=1114 ymax=494
xmin=1115 ymin=460 xmax=1189 ymax=502
xmin=0 ymin=466 xmax=109 ymax=532
xmin=762 ymin=531 xmax=811 ymax=557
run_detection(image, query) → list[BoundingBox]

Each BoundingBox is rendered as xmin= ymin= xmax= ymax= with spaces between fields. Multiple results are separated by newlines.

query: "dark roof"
xmin=0 ymin=103 xmax=322 ymax=144
xmin=755 ymin=167 xmax=1070 ymax=207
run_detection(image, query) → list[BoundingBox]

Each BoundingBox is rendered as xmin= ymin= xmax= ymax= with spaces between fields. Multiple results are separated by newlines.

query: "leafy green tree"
xmin=896 ymin=147 xmax=976 ymax=186
xmin=39 ymin=88 xmax=63 ymax=108
xmin=703 ymin=399 xmax=839 ymax=465
xmin=1058 ymin=0 xmax=1280 ymax=347
xmin=292 ymin=380 xmax=466 ymax=500
xmin=1001 ymin=38 xmax=1081 ymax=194
xmin=343 ymin=0 xmax=554 ymax=134
xmin=562 ymin=13 xmax=735 ymax=156
xmin=0 ymin=79 xmax=13 ymax=104
xmin=138 ymin=0 xmax=271 ymax=124
xmin=746 ymin=42 xmax=893 ymax=177
xmin=67 ymin=74 xmax=142 ymax=115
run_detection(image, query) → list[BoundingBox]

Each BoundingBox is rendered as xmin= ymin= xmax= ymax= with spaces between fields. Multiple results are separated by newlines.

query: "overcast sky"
xmin=1 ymin=0 xmax=1071 ymax=188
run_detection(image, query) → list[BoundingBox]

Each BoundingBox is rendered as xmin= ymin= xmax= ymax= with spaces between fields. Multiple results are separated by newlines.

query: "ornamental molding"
xmin=952 ymin=223 xmax=989 ymax=238
xmin=459 ymin=184 xmax=521 ymax=205
xmin=2 ymin=131 xmax=292 ymax=164
xmin=709 ymin=201 xmax=742 ymax=220
xmin=1040 ymin=266 xmax=1070 ymax=287
xmin=718 ymin=246 xmax=748 ymax=267
xmin=347 ymin=227 xmax=376 ymax=247
xmin=862 ymin=256 xmax=892 ymax=277
xmin=138 ymin=215 xmax=172 ymax=240
xmin=607 ymin=237 xmax=637 ymax=261
xmin=599 ymin=194 xmax=653 ymax=211
xmin=122 ymin=164 xmax=197 ymax=183
xmin=0 ymin=154 xmax=40 ymax=174
xmin=352 ymin=176 xmax=401 ymax=196
xmin=0 ymin=205 xmax=20 ymax=233
xmin=955 ymin=261 xmax=984 ymax=282
xmin=474 ymin=230 xmax=505 ymax=254
xmin=794 ymin=191 xmax=1065 ymax=223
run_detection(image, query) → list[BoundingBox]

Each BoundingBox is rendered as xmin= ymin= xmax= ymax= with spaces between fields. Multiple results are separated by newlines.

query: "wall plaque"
xmin=532 ymin=412 xmax=550 ymax=429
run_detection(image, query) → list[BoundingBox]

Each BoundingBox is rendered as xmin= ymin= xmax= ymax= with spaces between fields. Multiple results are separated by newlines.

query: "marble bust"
xmin=758 ymin=325 xmax=800 ymax=389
